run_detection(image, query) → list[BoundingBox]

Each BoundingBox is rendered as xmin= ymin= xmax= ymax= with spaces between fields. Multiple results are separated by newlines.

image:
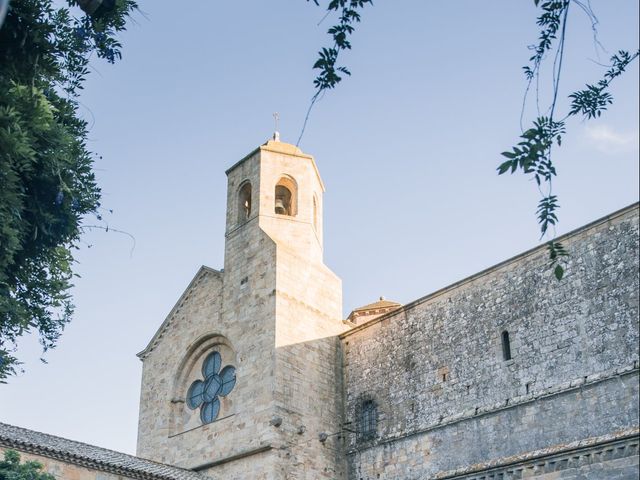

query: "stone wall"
xmin=437 ymin=430 xmax=639 ymax=479
xmin=137 ymin=267 xmax=224 ymax=454
xmin=137 ymin=141 xmax=348 ymax=479
xmin=260 ymin=144 xmax=348 ymax=480
xmin=341 ymin=204 xmax=640 ymax=479
xmin=136 ymin=229 xmax=282 ymax=478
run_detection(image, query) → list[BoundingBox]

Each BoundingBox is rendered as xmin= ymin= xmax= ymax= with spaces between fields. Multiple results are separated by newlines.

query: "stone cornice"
xmin=347 ymin=365 xmax=639 ymax=454
xmin=137 ymin=266 xmax=222 ymax=360
xmin=275 ymin=289 xmax=342 ymax=325
xmin=341 ymin=202 xmax=639 ymax=339
xmin=191 ymin=444 xmax=273 ymax=472
xmin=434 ymin=429 xmax=639 ymax=479
xmin=224 ymin=141 xmax=325 ymax=192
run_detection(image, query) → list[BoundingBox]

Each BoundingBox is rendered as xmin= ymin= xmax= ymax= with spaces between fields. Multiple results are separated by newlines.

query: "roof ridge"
xmin=1 ymin=422 xmax=142 ymax=461
xmin=0 ymin=422 xmax=208 ymax=480
xmin=137 ymin=265 xmax=222 ymax=359
xmin=352 ymin=299 xmax=402 ymax=311
xmin=342 ymin=202 xmax=640 ymax=338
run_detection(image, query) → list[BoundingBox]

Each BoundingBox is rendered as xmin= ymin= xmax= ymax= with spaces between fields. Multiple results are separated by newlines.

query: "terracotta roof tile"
xmin=351 ymin=298 xmax=402 ymax=312
xmin=0 ymin=423 xmax=210 ymax=480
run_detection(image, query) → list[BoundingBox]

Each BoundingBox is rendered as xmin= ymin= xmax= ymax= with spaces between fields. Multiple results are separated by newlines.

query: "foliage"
xmin=499 ymin=0 xmax=639 ymax=280
xmin=303 ymin=0 xmax=638 ymax=280
xmin=0 ymin=450 xmax=55 ymax=480
xmin=297 ymin=0 xmax=372 ymax=145
xmin=0 ymin=0 xmax=137 ymax=381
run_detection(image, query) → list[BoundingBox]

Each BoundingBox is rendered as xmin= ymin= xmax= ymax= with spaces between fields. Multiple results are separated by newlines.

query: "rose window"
xmin=186 ymin=351 xmax=236 ymax=424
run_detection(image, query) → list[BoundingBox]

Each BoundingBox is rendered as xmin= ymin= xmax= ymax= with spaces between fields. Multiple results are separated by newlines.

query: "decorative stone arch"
xmin=274 ymin=175 xmax=298 ymax=217
xmin=170 ymin=334 xmax=238 ymax=434
xmin=237 ymin=180 xmax=252 ymax=224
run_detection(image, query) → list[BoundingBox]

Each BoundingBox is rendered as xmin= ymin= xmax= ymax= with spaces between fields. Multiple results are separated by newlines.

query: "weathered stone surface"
xmin=436 ymin=428 xmax=639 ymax=479
xmin=136 ymin=140 xmax=347 ymax=479
xmin=342 ymin=204 xmax=639 ymax=479
xmin=4 ymin=141 xmax=637 ymax=480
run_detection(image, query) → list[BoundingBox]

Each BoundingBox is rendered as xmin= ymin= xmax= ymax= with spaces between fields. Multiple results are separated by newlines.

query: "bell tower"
xmin=224 ymin=137 xmax=326 ymax=263
xmin=137 ymin=137 xmax=347 ymax=479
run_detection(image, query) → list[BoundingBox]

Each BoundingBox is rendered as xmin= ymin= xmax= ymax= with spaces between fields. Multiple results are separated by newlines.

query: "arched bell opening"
xmin=237 ymin=181 xmax=252 ymax=224
xmin=274 ymin=176 xmax=297 ymax=216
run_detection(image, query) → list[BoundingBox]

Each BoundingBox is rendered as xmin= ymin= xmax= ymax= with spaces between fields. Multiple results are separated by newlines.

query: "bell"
xmin=275 ymin=198 xmax=287 ymax=215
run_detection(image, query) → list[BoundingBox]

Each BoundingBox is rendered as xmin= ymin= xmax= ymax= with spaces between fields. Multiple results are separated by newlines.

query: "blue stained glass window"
xmin=202 ymin=352 xmax=221 ymax=378
xmin=187 ymin=351 xmax=236 ymax=424
xmin=201 ymin=398 xmax=221 ymax=424
xmin=203 ymin=375 xmax=222 ymax=402
xmin=219 ymin=366 xmax=236 ymax=396
xmin=187 ymin=380 xmax=205 ymax=409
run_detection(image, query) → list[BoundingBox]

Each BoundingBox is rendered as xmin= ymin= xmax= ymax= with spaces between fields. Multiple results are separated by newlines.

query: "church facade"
xmin=1 ymin=139 xmax=639 ymax=479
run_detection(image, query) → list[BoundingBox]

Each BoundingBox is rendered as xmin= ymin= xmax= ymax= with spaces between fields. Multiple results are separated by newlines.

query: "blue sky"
xmin=1 ymin=0 xmax=638 ymax=455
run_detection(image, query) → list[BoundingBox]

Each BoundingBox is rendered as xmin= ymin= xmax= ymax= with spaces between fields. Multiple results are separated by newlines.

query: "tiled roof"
xmin=346 ymin=297 xmax=403 ymax=325
xmin=351 ymin=298 xmax=401 ymax=312
xmin=0 ymin=422 xmax=210 ymax=480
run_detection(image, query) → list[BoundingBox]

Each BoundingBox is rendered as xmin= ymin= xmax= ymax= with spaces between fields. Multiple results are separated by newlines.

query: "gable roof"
xmin=346 ymin=297 xmax=402 ymax=324
xmin=225 ymin=139 xmax=326 ymax=192
xmin=351 ymin=298 xmax=402 ymax=312
xmin=0 ymin=422 xmax=210 ymax=480
xmin=137 ymin=265 xmax=222 ymax=360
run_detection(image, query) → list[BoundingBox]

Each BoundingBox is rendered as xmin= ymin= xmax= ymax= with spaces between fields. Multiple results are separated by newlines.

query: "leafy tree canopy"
xmin=0 ymin=450 xmax=55 ymax=480
xmin=0 ymin=0 xmax=137 ymax=381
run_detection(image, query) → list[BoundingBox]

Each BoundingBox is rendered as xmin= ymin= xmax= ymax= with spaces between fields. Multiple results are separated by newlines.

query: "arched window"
xmin=170 ymin=334 xmax=237 ymax=434
xmin=359 ymin=399 xmax=377 ymax=441
xmin=274 ymin=176 xmax=297 ymax=216
xmin=312 ymin=195 xmax=318 ymax=231
xmin=274 ymin=185 xmax=291 ymax=215
xmin=186 ymin=351 xmax=237 ymax=424
xmin=238 ymin=182 xmax=252 ymax=223
xmin=502 ymin=330 xmax=512 ymax=361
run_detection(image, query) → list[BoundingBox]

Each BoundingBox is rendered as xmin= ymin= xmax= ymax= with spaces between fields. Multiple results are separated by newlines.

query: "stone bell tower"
xmin=136 ymin=136 xmax=347 ymax=479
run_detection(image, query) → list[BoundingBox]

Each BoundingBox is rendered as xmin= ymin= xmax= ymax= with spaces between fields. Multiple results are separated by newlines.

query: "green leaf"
xmin=554 ymin=264 xmax=564 ymax=280
xmin=497 ymin=163 xmax=509 ymax=174
xmin=0 ymin=0 xmax=138 ymax=382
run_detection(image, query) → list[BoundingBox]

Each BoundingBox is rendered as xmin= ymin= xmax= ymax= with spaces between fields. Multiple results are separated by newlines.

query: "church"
xmin=1 ymin=137 xmax=639 ymax=479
